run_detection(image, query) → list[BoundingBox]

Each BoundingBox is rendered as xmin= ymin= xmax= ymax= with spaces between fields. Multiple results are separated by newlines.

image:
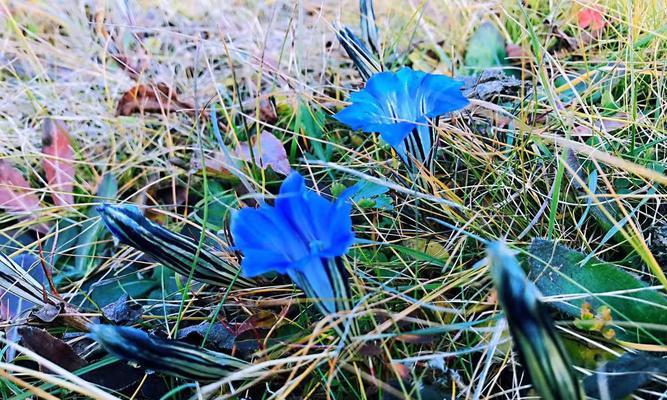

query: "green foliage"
xmin=528 ymin=239 xmax=667 ymax=344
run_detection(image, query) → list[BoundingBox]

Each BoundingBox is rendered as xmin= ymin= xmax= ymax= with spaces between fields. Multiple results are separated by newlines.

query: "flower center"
xmin=309 ymin=240 xmax=324 ymax=254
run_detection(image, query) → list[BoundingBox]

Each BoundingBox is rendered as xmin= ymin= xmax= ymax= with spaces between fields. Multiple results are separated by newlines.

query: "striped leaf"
xmin=359 ymin=0 xmax=380 ymax=55
xmin=89 ymin=324 xmax=249 ymax=381
xmin=97 ymin=204 xmax=253 ymax=288
xmin=399 ymin=123 xmax=438 ymax=177
xmin=336 ymin=27 xmax=382 ymax=80
xmin=0 ymin=252 xmax=58 ymax=307
xmin=487 ymin=241 xmax=584 ymax=400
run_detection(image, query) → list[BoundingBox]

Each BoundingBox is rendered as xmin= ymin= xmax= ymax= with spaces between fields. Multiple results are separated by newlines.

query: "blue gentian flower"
xmin=231 ymin=172 xmax=354 ymax=315
xmin=334 ymin=67 xmax=469 ymax=171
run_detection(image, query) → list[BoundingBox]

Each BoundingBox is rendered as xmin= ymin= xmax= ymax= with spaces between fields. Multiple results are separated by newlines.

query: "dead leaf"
xmin=461 ymin=70 xmax=529 ymax=102
xmin=18 ymin=326 xmax=87 ymax=371
xmin=505 ymin=44 xmax=530 ymax=61
xmin=578 ymin=6 xmax=606 ymax=32
xmin=176 ymin=322 xmax=236 ymax=350
xmin=110 ymin=53 xmax=150 ymax=80
xmin=42 ymin=119 xmax=75 ymax=207
xmin=232 ymin=131 xmax=291 ymax=176
xmin=0 ymin=160 xmax=41 ymax=216
xmin=358 ymin=343 xmax=382 ymax=357
xmin=257 ymin=97 xmax=278 ymax=125
xmin=234 ymin=309 xmax=279 ymax=335
xmin=102 ymin=294 xmax=143 ymax=325
xmin=33 ymin=302 xmax=62 ymax=323
xmin=390 ymin=363 xmax=411 ymax=380
xmin=116 ymin=83 xmax=195 ymax=116
xmin=189 ymin=153 xmax=236 ymax=180
xmin=395 ymin=334 xmax=437 ymax=345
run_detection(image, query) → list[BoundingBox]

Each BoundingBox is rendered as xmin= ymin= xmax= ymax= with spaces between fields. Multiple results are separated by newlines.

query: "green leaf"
xmin=348 ymin=181 xmax=394 ymax=210
xmin=296 ymin=101 xmax=329 ymax=161
xmin=192 ymin=181 xmax=236 ymax=232
xmin=44 ymin=217 xmax=80 ymax=268
xmin=463 ymin=22 xmax=507 ymax=75
xmin=528 ymin=239 xmax=667 ymax=344
xmin=74 ymin=174 xmax=118 ymax=277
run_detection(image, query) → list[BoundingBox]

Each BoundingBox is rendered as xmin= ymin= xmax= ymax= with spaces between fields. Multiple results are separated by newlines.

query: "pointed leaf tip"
xmin=42 ymin=118 xmax=75 ymax=207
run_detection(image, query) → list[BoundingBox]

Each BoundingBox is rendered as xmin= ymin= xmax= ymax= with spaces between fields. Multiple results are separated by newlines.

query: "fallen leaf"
xmin=505 ymin=44 xmax=530 ymax=61
xmin=232 ymin=131 xmax=291 ymax=175
xmin=190 ymin=152 xmax=236 ymax=180
xmin=0 ymin=160 xmax=41 ymax=215
xmin=461 ymin=69 xmax=528 ymax=102
xmin=18 ymin=326 xmax=87 ymax=371
xmin=42 ymin=119 xmax=75 ymax=207
xmin=176 ymin=322 xmax=236 ymax=351
xmin=116 ymin=83 xmax=195 ymax=116
xmin=234 ymin=309 xmax=279 ymax=335
xmin=578 ymin=6 xmax=606 ymax=32
xmin=110 ymin=53 xmax=150 ymax=80
xmin=102 ymin=293 xmax=143 ymax=325
xmin=257 ymin=96 xmax=277 ymax=124
xmin=33 ymin=302 xmax=63 ymax=323
xmin=358 ymin=343 xmax=382 ymax=357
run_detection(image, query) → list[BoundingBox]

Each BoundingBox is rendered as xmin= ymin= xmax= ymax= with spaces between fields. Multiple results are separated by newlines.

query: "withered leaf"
xmin=232 ymin=131 xmax=291 ymax=176
xmin=102 ymin=293 xmax=143 ymax=325
xmin=176 ymin=322 xmax=235 ymax=350
xmin=42 ymin=119 xmax=75 ymax=207
xmin=116 ymin=83 xmax=195 ymax=116
xmin=33 ymin=302 xmax=63 ymax=323
xmin=577 ymin=6 xmax=606 ymax=32
xmin=0 ymin=160 xmax=42 ymax=220
xmin=18 ymin=326 xmax=87 ymax=371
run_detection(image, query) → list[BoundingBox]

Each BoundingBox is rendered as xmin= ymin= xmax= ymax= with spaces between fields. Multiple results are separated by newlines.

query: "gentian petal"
xmin=419 ymin=75 xmax=469 ymax=117
xmin=366 ymin=122 xmax=416 ymax=147
xmin=288 ymin=257 xmax=336 ymax=315
xmin=230 ymin=172 xmax=356 ymax=316
xmin=240 ymin=248 xmax=291 ymax=277
xmin=231 ymin=206 xmax=308 ymax=262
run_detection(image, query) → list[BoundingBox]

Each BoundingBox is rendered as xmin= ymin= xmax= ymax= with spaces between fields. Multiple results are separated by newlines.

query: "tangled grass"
xmin=0 ymin=0 xmax=666 ymax=398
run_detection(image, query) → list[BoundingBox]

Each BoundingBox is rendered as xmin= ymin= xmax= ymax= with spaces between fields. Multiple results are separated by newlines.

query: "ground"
xmin=0 ymin=0 xmax=666 ymax=399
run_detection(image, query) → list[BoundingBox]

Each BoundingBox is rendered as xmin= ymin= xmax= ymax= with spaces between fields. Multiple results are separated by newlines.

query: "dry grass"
xmin=1 ymin=0 xmax=666 ymax=398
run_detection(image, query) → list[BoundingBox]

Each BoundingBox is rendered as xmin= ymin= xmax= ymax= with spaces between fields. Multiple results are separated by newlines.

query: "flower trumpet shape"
xmin=231 ymin=172 xmax=355 ymax=316
xmin=334 ymin=67 xmax=469 ymax=172
xmin=89 ymin=324 xmax=248 ymax=381
xmin=487 ymin=241 xmax=584 ymax=400
xmin=97 ymin=204 xmax=253 ymax=288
